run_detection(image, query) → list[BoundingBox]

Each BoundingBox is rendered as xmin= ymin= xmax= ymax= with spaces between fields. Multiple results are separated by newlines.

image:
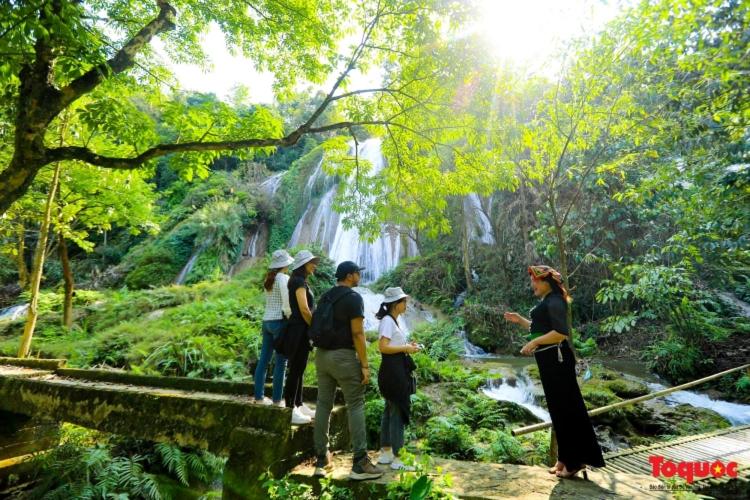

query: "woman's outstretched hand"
xmin=504 ymin=312 xmax=523 ymax=324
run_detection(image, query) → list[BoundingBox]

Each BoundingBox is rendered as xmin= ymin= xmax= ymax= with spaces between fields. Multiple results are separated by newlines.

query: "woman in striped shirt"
xmin=253 ymin=249 xmax=294 ymax=406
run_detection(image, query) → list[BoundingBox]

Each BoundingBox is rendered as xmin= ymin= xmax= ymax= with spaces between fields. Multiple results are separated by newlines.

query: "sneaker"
xmin=313 ymin=451 xmax=334 ymax=477
xmin=253 ymin=397 xmax=272 ymax=405
xmin=377 ymin=449 xmax=394 ymax=465
xmin=274 ymin=400 xmax=285 ymax=408
xmin=291 ymin=407 xmax=312 ymax=425
xmin=390 ymin=458 xmax=415 ymax=471
xmin=349 ymin=456 xmax=383 ymax=481
xmin=300 ymin=403 xmax=316 ymax=418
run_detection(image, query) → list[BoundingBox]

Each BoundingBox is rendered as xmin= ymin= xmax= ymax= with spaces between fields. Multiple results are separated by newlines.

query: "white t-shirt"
xmin=379 ymin=315 xmax=407 ymax=347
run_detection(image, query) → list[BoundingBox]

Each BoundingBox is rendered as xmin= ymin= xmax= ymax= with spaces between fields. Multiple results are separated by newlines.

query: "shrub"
xmin=460 ymin=301 xmax=517 ymax=352
xmin=410 ymin=319 xmax=464 ymax=361
xmin=474 ymin=430 xmax=525 ymax=464
xmin=644 ymin=335 xmax=708 ymax=382
xmin=424 ymin=416 xmax=475 ymax=460
xmin=455 ymin=390 xmax=509 ymax=430
xmin=125 ymin=246 xmax=187 ymax=290
xmin=373 ymin=250 xmax=464 ymax=312
xmin=364 ymin=398 xmax=386 ymax=449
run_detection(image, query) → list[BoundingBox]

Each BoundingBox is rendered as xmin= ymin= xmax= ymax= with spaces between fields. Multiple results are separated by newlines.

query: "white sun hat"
xmin=382 ymin=287 xmax=409 ymax=303
xmin=269 ymin=249 xmax=294 ymax=269
xmin=291 ymin=250 xmax=319 ymax=271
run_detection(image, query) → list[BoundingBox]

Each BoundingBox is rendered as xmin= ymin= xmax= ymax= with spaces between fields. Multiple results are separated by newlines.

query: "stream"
xmin=471 ymin=349 xmax=750 ymax=427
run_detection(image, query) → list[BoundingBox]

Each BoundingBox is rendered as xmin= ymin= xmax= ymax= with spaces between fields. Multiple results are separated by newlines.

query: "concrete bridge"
xmin=0 ymin=357 xmax=348 ymax=498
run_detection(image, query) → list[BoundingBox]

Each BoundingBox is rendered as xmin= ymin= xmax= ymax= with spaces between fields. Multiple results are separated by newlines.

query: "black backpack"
xmin=308 ymin=287 xmax=355 ymax=348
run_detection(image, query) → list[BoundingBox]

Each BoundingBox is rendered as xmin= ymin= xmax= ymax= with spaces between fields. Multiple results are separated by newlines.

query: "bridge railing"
xmin=511 ymin=363 xmax=750 ymax=436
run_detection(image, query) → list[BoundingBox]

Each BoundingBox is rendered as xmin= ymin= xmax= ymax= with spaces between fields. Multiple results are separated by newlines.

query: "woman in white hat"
xmin=284 ymin=249 xmax=319 ymax=425
xmin=253 ymin=249 xmax=295 ymax=406
xmin=375 ymin=287 xmax=421 ymax=471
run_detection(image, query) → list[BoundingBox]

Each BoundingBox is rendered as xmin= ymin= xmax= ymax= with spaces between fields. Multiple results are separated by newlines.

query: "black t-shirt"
xmin=288 ymin=275 xmax=314 ymax=325
xmin=329 ymin=286 xmax=365 ymax=349
xmin=529 ymin=293 xmax=570 ymax=335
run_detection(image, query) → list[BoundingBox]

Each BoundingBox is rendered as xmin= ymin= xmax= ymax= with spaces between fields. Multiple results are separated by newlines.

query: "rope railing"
xmin=511 ymin=363 xmax=750 ymax=436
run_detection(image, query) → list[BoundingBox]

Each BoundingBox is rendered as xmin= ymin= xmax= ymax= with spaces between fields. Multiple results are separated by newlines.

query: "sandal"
xmin=556 ymin=466 xmax=588 ymax=480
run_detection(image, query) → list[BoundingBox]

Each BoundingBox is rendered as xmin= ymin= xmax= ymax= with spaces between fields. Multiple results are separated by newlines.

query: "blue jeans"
xmin=254 ymin=320 xmax=287 ymax=402
xmin=380 ymin=399 xmax=405 ymax=456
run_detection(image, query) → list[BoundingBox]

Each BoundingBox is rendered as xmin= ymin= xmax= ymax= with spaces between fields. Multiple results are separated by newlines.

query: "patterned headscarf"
xmin=528 ymin=265 xmax=563 ymax=283
xmin=528 ymin=265 xmax=570 ymax=301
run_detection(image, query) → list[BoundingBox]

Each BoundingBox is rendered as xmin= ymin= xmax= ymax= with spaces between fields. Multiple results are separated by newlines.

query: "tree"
xmin=0 ymin=0 xmax=479 ymax=216
xmin=54 ymin=164 xmax=158 ymax=327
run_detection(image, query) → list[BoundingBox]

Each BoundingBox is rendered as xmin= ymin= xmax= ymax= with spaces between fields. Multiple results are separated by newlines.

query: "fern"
xmin=156 ymin=442 xmax=190 ymax=486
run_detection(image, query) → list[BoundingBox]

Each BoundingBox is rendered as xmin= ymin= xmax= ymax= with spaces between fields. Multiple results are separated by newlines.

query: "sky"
xmin=157 ymin=0 xmax=625 ymax=104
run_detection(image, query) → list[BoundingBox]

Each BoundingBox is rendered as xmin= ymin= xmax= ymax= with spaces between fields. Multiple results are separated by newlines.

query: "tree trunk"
xmin=17 ymin=163 xmax=62 ymax=358
xmin=548 ymin=196 xmax=577 ymax=359
xmin=58 ymin=232 xmax=74 ymax=329
xmin=16 ymin=224 xmax=29 ymax=289
xmin=518 ymin=180 xmax=537 ymax=265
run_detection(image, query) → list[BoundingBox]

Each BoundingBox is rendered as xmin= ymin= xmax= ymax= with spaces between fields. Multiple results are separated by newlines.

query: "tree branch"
xmin=58 ymin=1 xmax=176 ymax=109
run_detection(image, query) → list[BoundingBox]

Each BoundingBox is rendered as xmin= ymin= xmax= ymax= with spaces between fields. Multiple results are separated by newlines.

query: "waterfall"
xmin=227 ymin=172 xmax=284 ymax=277
xmin=464 ymin=193 xmax=495 ymax=245
xmin=175 ymin=246 xmax=204 ymax=285
xmin=259 ymin=171 xmax=285 ymax=198
xmin=0 ymin=303 xmax=29 ymax=322
xmin=482 ymin=374 xmax=551 ymax=421
xmin=460 ymin=330 xmax=492 ymax=358
xmin=288 ymin=138 xmax=418 ymax=283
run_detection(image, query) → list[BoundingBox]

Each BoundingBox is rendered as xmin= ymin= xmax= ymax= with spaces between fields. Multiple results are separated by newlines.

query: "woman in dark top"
xmin=504 ymin=265 xmax=604 ymax=478
xmin=284 ymin=250 xmax=318 ymax=425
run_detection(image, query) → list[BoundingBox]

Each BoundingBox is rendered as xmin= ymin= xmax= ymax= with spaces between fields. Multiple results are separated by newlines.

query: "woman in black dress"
xmin=504 ymin=265 xmax=604 ymax=478
xmin=284 ymin=250 xmax=319 ymax=425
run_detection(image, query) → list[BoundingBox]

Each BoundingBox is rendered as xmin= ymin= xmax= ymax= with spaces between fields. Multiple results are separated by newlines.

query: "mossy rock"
xmin=581 ymin=383 xmax=621 ymax=409
xmin=603 ymin=378 xmax=649 ymax=399
xmin=646 ymin=401 xmax=731 ymax=437
xmin=525 ymin=365 xmax=540 ymax=381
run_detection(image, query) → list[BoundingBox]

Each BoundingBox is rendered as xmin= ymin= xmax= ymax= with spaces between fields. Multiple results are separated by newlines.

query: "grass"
xmin=0 ymin=264 xmax=267 ymax=379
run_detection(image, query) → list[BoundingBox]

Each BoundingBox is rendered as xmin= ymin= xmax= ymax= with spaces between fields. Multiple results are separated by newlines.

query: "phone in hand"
xmin=416 ymin=343 xmax=425 ymax=351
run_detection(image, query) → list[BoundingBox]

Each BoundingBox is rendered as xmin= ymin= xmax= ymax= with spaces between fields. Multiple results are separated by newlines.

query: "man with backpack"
xmin=311 ymin=261 xmax=383 ymax=480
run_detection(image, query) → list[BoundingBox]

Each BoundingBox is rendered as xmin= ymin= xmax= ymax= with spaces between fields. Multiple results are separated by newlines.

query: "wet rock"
xmin=594 ymin=425 xmax=630 ymax=453
xmin=495 ymin=400 xmax=543 ymax=424
xmin=604 ymin=378 xmax=649 ymax=398
xmin=643 ymin=401 xmax=731 ymax=437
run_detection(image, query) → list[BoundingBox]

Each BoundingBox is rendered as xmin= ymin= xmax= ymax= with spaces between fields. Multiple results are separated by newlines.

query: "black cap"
xmin=335 ymin=261 xmax=365 ymax=280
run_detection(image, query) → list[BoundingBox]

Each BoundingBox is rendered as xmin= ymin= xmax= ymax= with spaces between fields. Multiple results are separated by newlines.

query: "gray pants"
xmin=314 ymin=348 xmax=367 ymax=462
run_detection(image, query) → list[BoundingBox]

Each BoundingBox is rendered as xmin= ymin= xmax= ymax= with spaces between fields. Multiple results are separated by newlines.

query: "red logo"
xmin=649 ymin=455 xmax=739 ymax=484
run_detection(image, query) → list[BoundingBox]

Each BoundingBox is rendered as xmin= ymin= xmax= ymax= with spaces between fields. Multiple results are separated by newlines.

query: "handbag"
xmin=405 ymin=354 xmax=417 ymax=395
xmin=272 ymin=320 xmax=289 ymax=355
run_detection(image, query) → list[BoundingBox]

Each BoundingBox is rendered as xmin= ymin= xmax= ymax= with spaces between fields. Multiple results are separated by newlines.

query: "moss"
xmin=0 ymin=374 xmax=292 ymax=454
xmin=0 ymin=357 xmax=66 ymax=370
xmin=604 ymin=378 xmax=649 ymax=398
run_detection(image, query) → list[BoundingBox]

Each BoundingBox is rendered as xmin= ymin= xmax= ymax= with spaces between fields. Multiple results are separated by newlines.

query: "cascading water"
xmin=482 ymin=374 xmax=551 ymax=421
xmin=287 ymin=138 xmax=418 ymax=283
xmin=259 ymin=171 xmax=285 ymax=198
xmin=227 ymin=172 xmax=286 ymax=277
xmin=175 ymin=245 xmax=205 ymax=285
xmin=464 ymin=193 xmax=495 ymax=245
xmin=646 ymin=381 xmax=750 ymax=425
xmin=0 ymin=303 xmax=29 ymax=322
